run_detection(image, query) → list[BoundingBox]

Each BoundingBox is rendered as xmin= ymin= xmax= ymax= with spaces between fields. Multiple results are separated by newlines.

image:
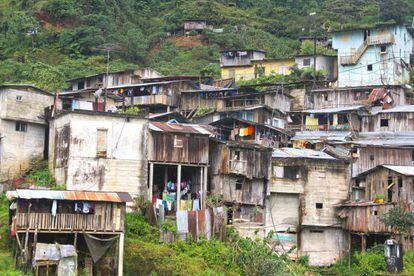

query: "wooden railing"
xmin=132 ymin=94 xmax=178 ymax=106
xmin=16 ymin=213 xmax=123 ymax=232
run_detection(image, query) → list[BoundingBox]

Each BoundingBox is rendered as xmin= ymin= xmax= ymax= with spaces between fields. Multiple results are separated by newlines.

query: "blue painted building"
xmin=332 ymin=24 xmax=413 ymax=87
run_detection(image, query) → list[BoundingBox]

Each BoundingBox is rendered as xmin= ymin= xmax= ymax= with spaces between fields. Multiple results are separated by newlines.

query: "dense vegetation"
xmin=1 ymin=0 xmax=414 ymax=91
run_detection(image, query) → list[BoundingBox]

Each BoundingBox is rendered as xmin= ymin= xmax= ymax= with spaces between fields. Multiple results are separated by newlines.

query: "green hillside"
xmin=0 ymin=0 xmax=413 ymax=91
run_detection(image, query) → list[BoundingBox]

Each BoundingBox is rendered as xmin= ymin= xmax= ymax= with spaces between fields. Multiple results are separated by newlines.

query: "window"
xmin=16 ymin=95 xmax=22 ymax=101
xmin=15 ymin=122 xmax=27 ymax=132
xmin=96 ymin=129 xmax=108 ymax=158
xmin=412 ymin=150 xmax=414 ymax=161
xmin=78 ymin=81 xmax=85 ymax=90
xmin=303 ymin=58 xmax=311 ymax=66
xmin=370 ymin=154 xmax=375 ymax=161
xmin=380 ymin=118 xmax=389 ymax=127
xmin=367 ymin=64 xmax=373 ymax=71
xmin=229 ymin=69 xmax=235 ymax=78
xmin=174 ymin=135 xmax=183 ymax=148
xmin=373 ymin=210 xmax=378 ymax=216
xmin=316 ymin=203 xmax=323 ymax=209
xmin=310 ymin=229 xmax=324 ymax=233
xmin=235 ymin=177 xmax=244 ymax=190
xmin=233 ymin=150 xmax=241 ymax=161
xmin=283 ymin=166 xmax=300 ymax=180
xmin=380 ymin=45 xmax=387 ymax=53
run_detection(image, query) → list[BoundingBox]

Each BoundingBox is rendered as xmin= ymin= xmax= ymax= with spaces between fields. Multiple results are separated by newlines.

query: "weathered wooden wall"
xmin=353 ymin=147 xmax=414 ymax=177
xmin=148 ymin=132 xmax=209 ymax=164
xmin=361 ymin=112 xmax=414 ymax=132
xmin=209 ymin=141 xmax=271 ymax=179
xmin=211 ymin=174 xmax=265 ymax=206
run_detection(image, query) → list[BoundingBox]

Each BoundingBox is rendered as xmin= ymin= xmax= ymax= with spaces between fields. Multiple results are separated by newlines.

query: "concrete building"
xmin=270 ymin=148 xmax=351 ymax=266
xmin=49 ymin=111 xmax=149 ymax=197
xmin=295 ymin=54 xmax=338 ymax=81
xmin=332 ymin=24 xmax=413 ymax=87
xmin=220 ymin=50 xmax=295 ymax=81
xmin=0 ymin=84 xmax=54 ymax=181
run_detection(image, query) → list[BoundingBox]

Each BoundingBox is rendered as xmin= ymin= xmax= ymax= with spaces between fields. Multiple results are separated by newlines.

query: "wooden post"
xmin=203 ymin=166 xmax=208 ymax=210
xmin=362 ymin=234 xmax=367 ymax=252
xmin=348 ymin=232 xmax=351 ymax=271
xmin=177 ymin=165 xmax=182 ymax=211
xmin=74 ymin=232 xmax=78 ymax=249
xmin=149 ymin=163 xmax=154 ymax=201
xmin=200 ymin=167 xmax=203 ymax=209
xmin=24 ymin=230 xmax=29 ymax=264
xmin=118 ymin=233 xmax=125 ymax=276
xmin=33 ymin=230 xmax=38 ymax=261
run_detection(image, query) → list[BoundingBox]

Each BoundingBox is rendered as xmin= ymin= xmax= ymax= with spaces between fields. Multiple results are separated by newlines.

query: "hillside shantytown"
xmin=2 ymin=13 xmax=414 ymax=275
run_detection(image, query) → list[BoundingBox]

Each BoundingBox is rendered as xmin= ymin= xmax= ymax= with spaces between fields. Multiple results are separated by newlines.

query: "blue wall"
xmin=332 ymin=25 xmax=413 ymax=87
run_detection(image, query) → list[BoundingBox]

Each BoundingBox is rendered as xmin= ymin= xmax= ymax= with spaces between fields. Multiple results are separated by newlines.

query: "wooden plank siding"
xmin=148 ymin=132 xmax=209 ymax=164
xmin=361 ymin=112 xmax=414 ymax=132
xmin=342 ymin=204 xmax=394 ymax=233
xmin=16 ymin=212 xmax=124 ymax=232
xmin=353 ymin=147 xmax=414 ymax=177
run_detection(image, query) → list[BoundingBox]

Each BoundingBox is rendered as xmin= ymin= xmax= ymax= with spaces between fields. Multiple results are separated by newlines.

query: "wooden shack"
xmin=361 ymin=105 xmax=414 ymax=132
xmin=7 ymin=189 xmax=132 ymax=276
xmin=311 ymin=85 xmax=409 ymax=110
xmin=210 ymin=117 xmax=290 ymax=148
xmin=147 ymin=122 xmax=212 ymax=213
xmin=351 ymin=132 xmax=414 ymax=177
xmin=180 ymin=86 xmax=292 ymax=116
xmin=209 ymin=140 xmax=271 ymax=233
xmin=340 ymin=165 xmax=414 ymax=251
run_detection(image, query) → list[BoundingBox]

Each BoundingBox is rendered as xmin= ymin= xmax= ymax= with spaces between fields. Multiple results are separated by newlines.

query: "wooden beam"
xmin=177 ymin=165 xmax=182 ymax=211
xmin=149 ymin=162 xmax=154 ymax=201
xmin=203 ymin=166 xmax=208 ymax=210
xmin=118 ymin=233 xmax=125 ymax=276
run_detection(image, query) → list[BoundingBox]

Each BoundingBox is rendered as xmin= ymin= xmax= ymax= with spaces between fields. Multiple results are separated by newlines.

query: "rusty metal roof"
xmin=340 ymin=201 xmax=394 ymax=207
xmin=6 ymin=189 xmax=133 ymax=203
xmin=149 ymin=121 xmax=214 ymax=135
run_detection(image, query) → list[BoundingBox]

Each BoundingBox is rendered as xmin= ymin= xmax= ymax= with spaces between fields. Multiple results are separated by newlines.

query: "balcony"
xmin=132 ymin=94 xmax=178 ymax=107
xmin=340 ymin=34 xmax=395 ymax=65
xmin=16 ymin=212 xmax=124 ymax=232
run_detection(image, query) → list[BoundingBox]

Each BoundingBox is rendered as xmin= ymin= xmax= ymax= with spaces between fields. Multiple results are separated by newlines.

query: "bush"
xmin=352 ymin=246 xmax=387 ymax=276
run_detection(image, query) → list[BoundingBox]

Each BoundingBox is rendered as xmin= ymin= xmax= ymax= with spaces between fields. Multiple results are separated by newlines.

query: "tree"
xmin=381 ymin=207 xmax=414 ymax=235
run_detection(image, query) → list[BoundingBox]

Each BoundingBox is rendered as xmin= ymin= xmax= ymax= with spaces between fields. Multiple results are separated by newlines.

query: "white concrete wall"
xmin=0 ymin=120 xmax=46 ymax=180
xmin=300 ymin=227 xmax=348 ymax=266
xmin=50 ymin=112 xmax=148 ymax=197
xmin=265 ymin=193 xmax=299 ymax=233
xmin=0 ymin=87 xmax=53 ymax=180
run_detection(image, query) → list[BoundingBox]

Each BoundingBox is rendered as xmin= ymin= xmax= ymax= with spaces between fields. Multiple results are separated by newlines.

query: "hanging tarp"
xmin=84 ymin=234 xmax=118 ymax=263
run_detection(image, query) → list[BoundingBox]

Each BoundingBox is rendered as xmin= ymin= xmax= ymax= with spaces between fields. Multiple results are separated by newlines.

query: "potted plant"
xmin=374 ymin=194 xmax=385 ymax=203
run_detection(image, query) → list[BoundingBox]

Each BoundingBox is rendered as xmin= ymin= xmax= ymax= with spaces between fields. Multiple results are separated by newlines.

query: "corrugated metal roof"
xmin=378 ymin=105 xmax=414 ymax=113
xmin=353 ymin=131 xmax=414 ymax=146
xmin=272 ymin=148 xmax=336 ymax=159
xmin=301 ymin=105 xmax=364 ymax=114
xmin=6 ymin=189 xmax=133 ymax=202
xmin=382 ymin=165 xmax=414 ymax=176
xmin=291 ymin=131 xmax=352 ymax=142
xmin=149 ymin=122 xmax=213 ymax=135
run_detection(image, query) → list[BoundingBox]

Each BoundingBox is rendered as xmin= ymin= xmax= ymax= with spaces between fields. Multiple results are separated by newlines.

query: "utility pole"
xmin=93 ymin=43 xmax=121 ymax=112
xmin=309 ymin=12 xmax=317 ymax=89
